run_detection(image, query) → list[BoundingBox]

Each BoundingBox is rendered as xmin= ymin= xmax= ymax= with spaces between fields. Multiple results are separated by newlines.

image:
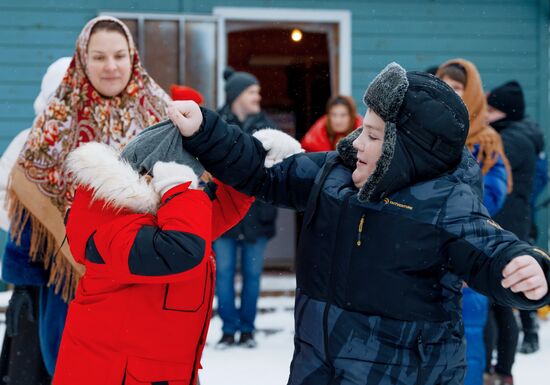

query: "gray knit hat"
xmin=120 ymin=120 xmax=205 ymax=176
xmin=224 ymin=67 xmax=259 ymax=106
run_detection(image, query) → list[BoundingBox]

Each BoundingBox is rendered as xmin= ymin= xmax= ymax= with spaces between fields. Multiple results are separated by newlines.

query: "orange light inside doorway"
xmin=291 ymin=29 xmax=303 ymax=42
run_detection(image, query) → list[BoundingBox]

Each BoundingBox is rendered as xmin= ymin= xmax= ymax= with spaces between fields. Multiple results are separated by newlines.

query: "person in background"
xmin=437 ymin=59 xmax=509 ymax=385
xmin=3 ymin=16 xmax=171 ymax=381
xmin=486 ymin=81 xmax=544 ymax=363
xmin=0 ymin=56 xmax=71 ymax=385
xmin=301 ymin=95 xmax=362 ymax=152
xmin=214 ymin=67 xmax=279 ymax=349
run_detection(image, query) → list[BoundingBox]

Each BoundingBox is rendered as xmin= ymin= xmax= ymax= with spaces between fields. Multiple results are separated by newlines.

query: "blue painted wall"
xmin=0 ymin=0 xmax=548 ymax=245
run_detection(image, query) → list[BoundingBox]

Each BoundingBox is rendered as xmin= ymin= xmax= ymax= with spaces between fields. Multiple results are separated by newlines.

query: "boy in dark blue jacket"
xmin=169 ymin=63 xmax=550 ymax=385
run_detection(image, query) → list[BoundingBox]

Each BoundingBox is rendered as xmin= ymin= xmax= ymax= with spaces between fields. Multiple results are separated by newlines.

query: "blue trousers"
xmin=213 ymin=237 xmax=267 ymax=334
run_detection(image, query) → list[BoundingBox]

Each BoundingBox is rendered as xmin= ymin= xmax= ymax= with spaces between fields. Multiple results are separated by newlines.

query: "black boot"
xmin=519 ymin=332 xmax=539 ymax=354
xmin=239 ymin=332 xmax=257 ymax=348
xmin=215 ymin=333 xmax=235 ymax=350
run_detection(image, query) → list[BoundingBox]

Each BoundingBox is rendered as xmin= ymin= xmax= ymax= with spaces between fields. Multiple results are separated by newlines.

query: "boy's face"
xmin=352 ymin=109 xmax=385 ymax=188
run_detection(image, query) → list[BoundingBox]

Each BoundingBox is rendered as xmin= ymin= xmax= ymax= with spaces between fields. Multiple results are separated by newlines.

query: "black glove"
xmin=6 ymin=285 xmax=36 ymax=337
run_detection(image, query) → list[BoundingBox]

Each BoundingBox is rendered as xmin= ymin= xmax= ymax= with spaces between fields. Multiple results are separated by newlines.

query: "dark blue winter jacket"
xmin=182 ymin=109 xmax=550 ymax=384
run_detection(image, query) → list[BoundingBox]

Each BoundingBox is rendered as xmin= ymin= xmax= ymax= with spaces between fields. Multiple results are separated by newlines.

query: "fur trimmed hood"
xmin=65 ymin=142 xmax=159 ymax=213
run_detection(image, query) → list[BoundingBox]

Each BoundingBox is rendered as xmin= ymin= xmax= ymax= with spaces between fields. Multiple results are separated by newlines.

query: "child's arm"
xmin=169 ymin=102 xmax=327 ymax=212
xmin=440 ymin=184 xmax=549 ymax=308
xmin=90 ymin=163 xmax=212 ymax=284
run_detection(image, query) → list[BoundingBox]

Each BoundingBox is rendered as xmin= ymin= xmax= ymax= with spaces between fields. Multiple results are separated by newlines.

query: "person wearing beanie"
xmin=437 ymin=59 xmax=510 ymax=385
xmin=486 ymin=81 xmax=545 ymax=369
xmin=169 ymin=62 xmax=550 ymax=385
xmin=53 ymin=140 xmax=253 ymax=385
xmin=213 ymin=67 xmax=280 ymax=349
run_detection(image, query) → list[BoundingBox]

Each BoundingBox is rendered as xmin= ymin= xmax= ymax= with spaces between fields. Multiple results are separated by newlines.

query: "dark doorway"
xmin=227 ymin=27 xmax=331 ymax=140
xmin=226 ymin=26 xmax=332 ymax=269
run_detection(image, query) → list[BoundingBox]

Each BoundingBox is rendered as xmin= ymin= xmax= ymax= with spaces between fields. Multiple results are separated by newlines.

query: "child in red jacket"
xmin=53 ymin=142 xmax=253 ymax=385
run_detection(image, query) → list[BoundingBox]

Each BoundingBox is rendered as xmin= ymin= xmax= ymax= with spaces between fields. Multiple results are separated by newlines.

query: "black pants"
xmin=484 ymin=303 xmax=519 ymax=376
xmin=0 ymin=287 xmax=51 ymax=385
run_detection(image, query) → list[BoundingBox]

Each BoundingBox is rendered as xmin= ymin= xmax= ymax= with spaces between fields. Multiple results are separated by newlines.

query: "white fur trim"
xmin=252 ymin=128 xmax=304 ymax=168
xmin=33 ymin=57 xmax=72 ymax=116
xmin=65 ymin=142 xmax=159 ymax=213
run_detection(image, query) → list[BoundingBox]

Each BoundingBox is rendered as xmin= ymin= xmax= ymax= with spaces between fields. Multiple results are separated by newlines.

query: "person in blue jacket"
xmin=437 ymin=59 xmax=511 ymax=385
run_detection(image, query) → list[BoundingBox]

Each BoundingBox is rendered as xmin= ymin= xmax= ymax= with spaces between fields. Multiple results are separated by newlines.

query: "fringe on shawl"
xmin=7 ymin=189 xmax=81 ymax=302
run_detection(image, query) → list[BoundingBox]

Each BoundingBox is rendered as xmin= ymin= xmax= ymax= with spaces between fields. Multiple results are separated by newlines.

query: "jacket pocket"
xmin=125 ymin=355 xmax=190 ymax=384
xmin=163 ymin=263 xmax=209 ymax=312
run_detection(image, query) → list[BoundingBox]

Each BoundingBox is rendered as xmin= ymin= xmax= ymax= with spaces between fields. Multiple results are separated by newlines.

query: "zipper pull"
xmin=356 ymin=214 xmax=365 ymax=246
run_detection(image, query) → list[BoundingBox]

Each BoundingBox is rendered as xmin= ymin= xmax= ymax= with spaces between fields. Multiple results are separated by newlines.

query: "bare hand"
xmin=167 ymin=101 xmax=203 ymax=137
xmin=502 ymin=255 xmax=548 ymax=301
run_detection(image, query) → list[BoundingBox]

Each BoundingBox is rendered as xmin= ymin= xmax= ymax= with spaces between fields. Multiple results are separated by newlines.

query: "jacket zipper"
xmin=416 ymin=334 xmax=425 ymax=384
xmin=356 ymin=214 xmax=365 ymax=246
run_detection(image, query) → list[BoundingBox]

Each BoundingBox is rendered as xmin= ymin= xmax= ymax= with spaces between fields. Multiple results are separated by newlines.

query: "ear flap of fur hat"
xmin=336 ymin=128 xmax=361 ymax=168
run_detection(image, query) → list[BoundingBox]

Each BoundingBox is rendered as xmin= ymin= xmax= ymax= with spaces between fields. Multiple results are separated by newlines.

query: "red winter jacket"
xmin=300 ymin=114 xmax=363 ymax=152
xmin=54 ymin=170 xmax=252 ymax=385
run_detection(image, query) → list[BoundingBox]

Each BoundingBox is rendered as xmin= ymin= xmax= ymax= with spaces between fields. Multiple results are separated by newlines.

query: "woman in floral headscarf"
xmin=4 ymin=16 xmax=170 ymax=379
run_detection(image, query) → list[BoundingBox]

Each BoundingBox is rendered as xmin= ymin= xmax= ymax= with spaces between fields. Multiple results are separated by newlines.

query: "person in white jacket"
xmin=0 ymin=57 xmax=71 ymax=231
xmin=0 ymin=56 xmax=71 ymax=385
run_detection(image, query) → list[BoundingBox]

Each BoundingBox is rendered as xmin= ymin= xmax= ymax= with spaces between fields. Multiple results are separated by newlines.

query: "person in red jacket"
xmin=300 ymin=95 xmax=362 ymax=152
xmin=53 ymin=142 xmax=253 ymax=385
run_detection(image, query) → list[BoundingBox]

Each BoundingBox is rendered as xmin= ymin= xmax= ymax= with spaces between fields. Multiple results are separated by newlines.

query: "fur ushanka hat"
xmin=337 ymin=62 xmax=470 ymax=202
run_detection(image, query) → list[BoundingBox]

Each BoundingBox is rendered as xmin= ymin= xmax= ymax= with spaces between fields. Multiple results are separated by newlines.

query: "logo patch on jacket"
xmin=383 ymin=198 xmax=413 ymax=211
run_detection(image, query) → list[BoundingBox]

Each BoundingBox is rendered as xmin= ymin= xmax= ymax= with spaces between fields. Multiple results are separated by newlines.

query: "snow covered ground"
xmin=0 ymin=277 xmax=547 ymax=384
xmin=201 ymin=291 xmax=550 ymax=385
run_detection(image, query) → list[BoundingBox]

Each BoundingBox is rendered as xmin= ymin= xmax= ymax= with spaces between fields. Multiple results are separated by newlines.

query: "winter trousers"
xmin=287 ymin=292 xmax=467 ymax=385
xmin=484 ymin=303 xmax=518 ymax=376
xmin=0 ymin=286 xmax=51 ymax=385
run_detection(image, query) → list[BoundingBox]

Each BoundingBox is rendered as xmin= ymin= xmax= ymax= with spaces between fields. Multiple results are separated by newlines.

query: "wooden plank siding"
xmin=0 ymin=0 xmax=548 ymax=245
